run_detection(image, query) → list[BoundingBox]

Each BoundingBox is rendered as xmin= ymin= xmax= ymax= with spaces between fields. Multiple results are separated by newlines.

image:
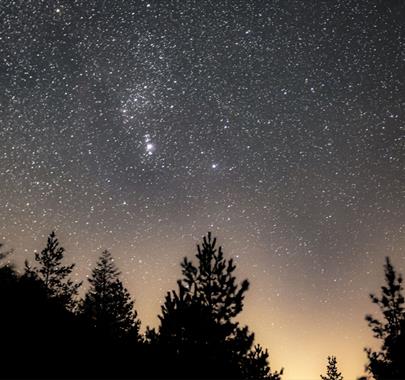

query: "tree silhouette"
xmin=0 ymin=243 xmax=15 ymax=284
xmin=156 ymin=232 xmax=281 ymax=379
xmin=0 ymin=239 xmax=88 ymax=378
xmin=25 ymin=231 xmax=81 ymax=310
xmin=365 ymin=257 xmax=405 ymax=380
xmin=0 ymin=243 xmax=12 ymax=262
xmin=241 ymin=343 xmax=282 ymax=380
xmin=0 ymin=242 xmax=18 ymax=302
xmin=321 ymin=356 xmax=343 ymax=380
xmin=80 ymin=249 xmax=140 ymax=341
xmin=0 ymin=232 xmax=287 ymax=378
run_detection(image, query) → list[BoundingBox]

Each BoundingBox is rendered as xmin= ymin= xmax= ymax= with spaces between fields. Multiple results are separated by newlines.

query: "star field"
xmin=1 ymin=1 xmax=404 ymax=379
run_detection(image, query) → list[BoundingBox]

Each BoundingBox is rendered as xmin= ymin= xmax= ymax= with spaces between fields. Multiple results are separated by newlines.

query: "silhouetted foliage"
xmin=77 ymin=250 xmax=144 ymax=378
xmin=0 ymin=243 xmax=16 ymax=285
xmin=155 ymin=232 xmax=282 ymax=379
xmin=242 ymin=344 xmax=282 ymax=380
xmin=0 ymin=232 xmax=283 ymax=379
xmin=365 ymin=257 xmax=405 ymax=380
xmin=80 ymin=249 xmax=141 ymax=340
xmin=25 ymin=231 xmax=81 ymax=310
xmin=0 ymin=244 xmax=88 ymax=378
xmin=0 ymin=242 xmax=13 ymax=262
xmin=321 ymin=356 xmax=343 ymax=380
xmin=144 ymin=325 xmax=159 ymax=344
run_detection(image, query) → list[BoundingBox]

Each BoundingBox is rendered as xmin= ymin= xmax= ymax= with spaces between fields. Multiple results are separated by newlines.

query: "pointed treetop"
xmin=366 ymin=256 xmax=404 ymax=340
xmin=365 ymin=257 xmax=405 ymax=379
xmin=177 ymin=231 xmax=249 ymax=325
xmin=81 ymin=249 xmax=140 ymax=340
xmin=26 ymin=230 xmax=81 ymax=309
xmin=321 ymin=356 xmax=343 ymax=380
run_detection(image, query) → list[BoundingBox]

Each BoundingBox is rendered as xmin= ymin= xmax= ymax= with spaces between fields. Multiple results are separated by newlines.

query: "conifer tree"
xmin=0 ymin=243 xmax=14 ymax=279
xmin=240 ymin=342 xmax=283 ymax=380
xmin=25 ymin=231 xmax=81 ymax=309
xmin=157 ymin=232 xmax=281 ymax=379
xmin=81 ymin=250 xmax=140 ymax=340
xmin=321 ymin=356 xmax=343 ymax=380
xmin=0 ymin=243 xmax=12 ymax=262
xmin=365 ymin=257 xmax=405 ymax=380
xmin=158 ymin=233 xmax=248 ymax=350
xmin=160 ymin=232 xmax=249 ymax=330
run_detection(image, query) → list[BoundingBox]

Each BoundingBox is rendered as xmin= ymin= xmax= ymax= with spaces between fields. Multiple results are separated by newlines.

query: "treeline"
xmin=0 ymin=232 xmax=404 ymax=379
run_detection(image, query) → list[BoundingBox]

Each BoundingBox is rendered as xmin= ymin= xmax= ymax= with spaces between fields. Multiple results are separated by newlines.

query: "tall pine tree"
xmin=157 ymin=232 xmax=281 ymax=379
xmin=25 ymin=231 xmax=81 ymax=310
xmin=81 ymin=250 xmax=140 ymax=341
xmin=321 ymin=356 xmax=343 ymax=380
xmin=365 ymin=257 xmax=405 ymax=380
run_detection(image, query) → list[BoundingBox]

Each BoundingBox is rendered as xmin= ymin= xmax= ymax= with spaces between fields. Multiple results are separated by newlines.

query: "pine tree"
xmin=157 ymin=232 xmax=281 ymax=379
xmin=321 ymin=356 xmax=343 ymax=380
xmin=242 ymin=344 xmax=283 ymax=380
xmin=0 ymin=243 xmax=12 ymax=262
xmin=160 ymin=232 xmax=249 ymax=334
xmin=25 ymin=231 xmax=81 ymax=309
xmin=365 ymin=257 xmax=405 ymax=380
xmin=0 ymin=243 xmax=14 ymax=278
xmin=81 ymin=250 xmax=140 ymax=340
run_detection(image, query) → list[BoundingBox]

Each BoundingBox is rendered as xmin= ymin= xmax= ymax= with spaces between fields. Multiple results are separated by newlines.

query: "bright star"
xmin=146 ymin=142 xmax=155 ymax=155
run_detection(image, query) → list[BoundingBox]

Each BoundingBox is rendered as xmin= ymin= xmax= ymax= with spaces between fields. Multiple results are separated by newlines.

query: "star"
xmin=146 ymin=143 xmax=155 ymax=155
xmin=1 ymin=2 xmax=403 ymax=379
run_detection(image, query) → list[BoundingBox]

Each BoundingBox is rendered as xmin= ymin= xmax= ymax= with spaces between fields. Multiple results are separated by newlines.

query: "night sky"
xmin=1 ymin=1 xmax=404 ymax=378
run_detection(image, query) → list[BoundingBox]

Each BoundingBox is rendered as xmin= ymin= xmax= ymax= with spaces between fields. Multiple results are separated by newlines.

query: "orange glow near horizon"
xmin=4 ymin=227 xmax=403 ymax=380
